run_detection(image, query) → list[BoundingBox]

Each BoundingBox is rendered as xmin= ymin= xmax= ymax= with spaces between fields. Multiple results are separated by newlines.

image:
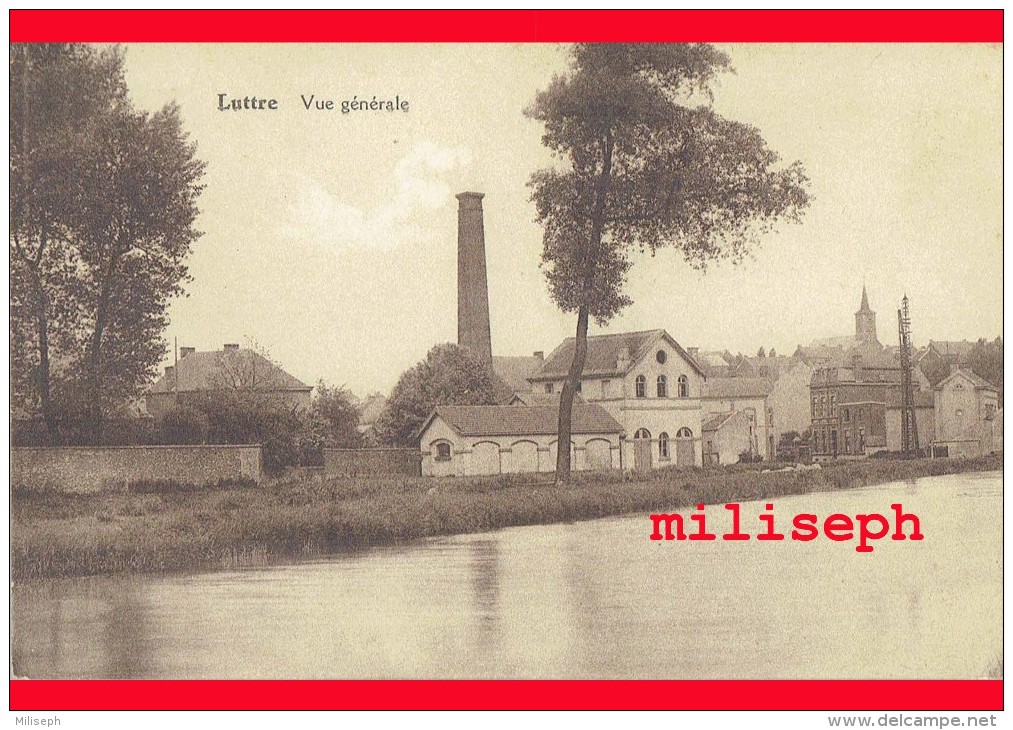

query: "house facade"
xmin=702 ymin=411 xmax=753 ymax=465
xmin=701 ymin=377 xmax=772 ymax=460
xmin=527 ymin=329 xmax=707 ymax=469
xmin=418 ymin=404 xmax=624 ymax=477
xmin=932 ymin=369 xmax=1001 ymax=457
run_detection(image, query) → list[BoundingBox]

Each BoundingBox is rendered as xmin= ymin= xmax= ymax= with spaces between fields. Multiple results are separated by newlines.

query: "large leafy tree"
xmin=10 ymin=44 xmax=128 ymax=436
xmin=376 ymin=343 xmax=500 ymax=447
xmin=526 ymin=43 xmax=810 ymax=482
xmin=10 ymin=44 xmax=205 ymax=441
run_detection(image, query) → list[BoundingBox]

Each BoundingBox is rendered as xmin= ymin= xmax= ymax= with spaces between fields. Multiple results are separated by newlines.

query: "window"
xmin=634 ymin=428 xmax=651 ymax=440
xmin=659 ymin=432 xmax=670 ymax=459
xmin=956 ymin=409 xmax=964 ymax=418
xmin=844 ymin=408 xmax=851 ymax=423
xmin=545 ymin=383 xmax=554 ymax=394
xmin=575 ymin=380 xmax=582 ymax=393
xmin=676 ymin=427 xmax=693 ymax=438
xmin=830 ymin=394 xmax=836 ymax=414
xmin=767 ymin=408 xmax=774 ymax=427
xmin=435 ymin=442 xmax=452 ymax=462
xmin=812 ymin=398 xmax=818 ymax=417
xmin=656 ymin=350 xmax=667 ymax=364
xmin=657 ymin=375 xmax=668 ymax=398
xmin=601 ymin=380 xmax=610 ymax=398
xmin=678 ymin=375 xmax=689 ymax=398
xmin=635 ymin=375 xmax=646 ymax=398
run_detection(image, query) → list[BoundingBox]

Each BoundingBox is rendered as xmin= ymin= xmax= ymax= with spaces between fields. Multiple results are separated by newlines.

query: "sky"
xmin=119 ymin=43 xmax=1003 ymax=396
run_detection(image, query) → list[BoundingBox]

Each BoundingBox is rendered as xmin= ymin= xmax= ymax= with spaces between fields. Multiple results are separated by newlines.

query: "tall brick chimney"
xmin=456 ymin=192 xmax=493 ymax=362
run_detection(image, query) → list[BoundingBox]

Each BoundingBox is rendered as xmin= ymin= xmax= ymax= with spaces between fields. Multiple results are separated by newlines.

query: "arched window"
xmin=659 ymin=432 xmax=670 ymax=459
xmin=434 ymin=442 xmax=452 ymax=462
xmin=676 ymin=427 xmax=693 ymax=438
xmin=634 ymin=428 xmax=651 ymax=440
xmin=635 ymin=375 xmax=646 ymax=398
xmin=677 ymin=375 xmax=689 ymax=398
xmin=656 ymin=375 xmax=667 ymax=398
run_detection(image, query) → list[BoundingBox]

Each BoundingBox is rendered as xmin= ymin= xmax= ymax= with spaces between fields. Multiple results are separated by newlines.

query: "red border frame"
xmin=7 ymin=9 xmax=1004 ymax=712
xmin=7 ymin=10 xmax=1004 ymax=43
xmin=9 ymin=680 xmax=1005 ymax=711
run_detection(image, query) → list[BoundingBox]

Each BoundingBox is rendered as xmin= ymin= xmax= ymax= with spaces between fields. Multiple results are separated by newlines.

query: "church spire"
xmin=859 ymin=284 xmax=871 ymax=313
xmin=854 ymin=285 xmax=879 ymax=346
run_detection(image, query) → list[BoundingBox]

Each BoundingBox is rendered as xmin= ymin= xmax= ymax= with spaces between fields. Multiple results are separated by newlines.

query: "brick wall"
xmin=11 ymin=445 xmax=262 ymax=493
xmin=323 ymin=448 xmax=422 ymax=477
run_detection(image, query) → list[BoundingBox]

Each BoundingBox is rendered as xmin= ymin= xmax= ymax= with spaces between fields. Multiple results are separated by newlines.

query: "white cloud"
xmin=278 ymin=141 xmax=472 ymax=251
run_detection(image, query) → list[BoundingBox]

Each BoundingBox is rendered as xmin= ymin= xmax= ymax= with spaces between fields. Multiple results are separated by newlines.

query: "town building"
xmin=917 ymin=340 xmax=976 ymax=386
xmin=527 ymin=329 xmax=707 ymax=469
xmin=701 ymin=377 xmax=773 ymax=459
xmin=932 ymin=368 xmax=1001 ymax=458
xmin=702 ymin=411 xmax=754 ymax=465
xmin=418 ymin=404 xmax=624 ymax=477
xmin=766 ymin=358 xmax=815 ymax=455
xmin=808 ymin=289 xmax=935 ymax=460
xmin=145 ymin=344 xmax=312 ymax=419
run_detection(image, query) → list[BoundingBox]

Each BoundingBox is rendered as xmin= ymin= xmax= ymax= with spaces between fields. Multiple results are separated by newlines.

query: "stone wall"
xmin=323 ymin=448 xmax=422 ymax=477
xmin=12 ymin=445 xmax=262 ymax=493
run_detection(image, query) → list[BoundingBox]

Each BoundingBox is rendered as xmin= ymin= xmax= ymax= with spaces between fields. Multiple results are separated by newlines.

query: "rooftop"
xmin=425 ymin=404 xmax=624 ymax=438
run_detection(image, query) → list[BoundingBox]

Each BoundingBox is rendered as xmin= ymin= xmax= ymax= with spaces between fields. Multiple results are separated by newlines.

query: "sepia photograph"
xmin=9 ymin=16 xmax=1003 ymax=700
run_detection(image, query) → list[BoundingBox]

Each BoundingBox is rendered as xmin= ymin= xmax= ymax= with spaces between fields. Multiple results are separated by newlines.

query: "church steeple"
xmin=855 ymin=285 xmax=879 ymax=346
xmin=859 ymin=284 xmax=871 ymax=312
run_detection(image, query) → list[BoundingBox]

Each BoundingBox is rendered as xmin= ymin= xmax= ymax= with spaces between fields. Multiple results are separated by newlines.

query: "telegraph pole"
xmin=897 ymin=295 xmax=919 ymax=455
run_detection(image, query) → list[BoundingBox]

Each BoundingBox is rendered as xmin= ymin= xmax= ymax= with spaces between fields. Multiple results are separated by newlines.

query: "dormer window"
xmin=678 ymin=374 xmax=689 ymax=398
xmin=656 ymin=350 xmax=667 ymax=364
xmin=657 ymin=375 xmax=668 ymax=398
xmin=635 ymin=375 xmax=646 ymax=398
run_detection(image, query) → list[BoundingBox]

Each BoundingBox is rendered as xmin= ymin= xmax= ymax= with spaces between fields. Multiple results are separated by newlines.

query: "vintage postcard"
xmin=8 ymin=10 xmax=1003 ymax=713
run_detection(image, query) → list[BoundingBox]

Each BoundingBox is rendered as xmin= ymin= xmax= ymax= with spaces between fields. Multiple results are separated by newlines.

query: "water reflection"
xmin=11 ymin=472 xmax=1002 ymax=680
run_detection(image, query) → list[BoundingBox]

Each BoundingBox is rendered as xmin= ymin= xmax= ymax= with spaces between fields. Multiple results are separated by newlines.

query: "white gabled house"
xmin=526 ymin=329 xmax=707 ymax=469
xmin=418 ymin=404 xmax=625 ymax=477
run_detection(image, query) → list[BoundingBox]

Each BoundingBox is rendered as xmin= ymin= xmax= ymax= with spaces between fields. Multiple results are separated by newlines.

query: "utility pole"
xmin=897 ymin=295 xmax=919 ymax=455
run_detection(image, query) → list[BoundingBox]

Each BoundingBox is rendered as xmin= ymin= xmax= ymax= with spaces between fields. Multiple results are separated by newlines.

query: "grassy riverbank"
xmin=11 ymin=454 xmax=1002 ymax=581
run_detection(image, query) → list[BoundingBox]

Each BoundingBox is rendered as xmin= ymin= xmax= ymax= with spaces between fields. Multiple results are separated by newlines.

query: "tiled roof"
xmin=492 ymin=355 xmax=544 ymax=394
xmin=705 ymin=377 xmax=772 ymax=399
xmin=507 ymin=392 xmax=585 ymax=407
xmin=530 ymin=329 xmax=705 ymax=381
xmin=149 ymin=349 xmax=310 ymax=394
xmin=929 ymin=340 xmax=975 ymax=360
xmin=935 ymin=368 xmax=998 ymax=391
xmin=428 ymin=404 xmax=624 ymax=438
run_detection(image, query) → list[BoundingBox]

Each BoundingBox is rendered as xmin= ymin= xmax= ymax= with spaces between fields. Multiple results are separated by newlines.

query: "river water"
xmin=11 ymin=471 xmax=1002 ymax=679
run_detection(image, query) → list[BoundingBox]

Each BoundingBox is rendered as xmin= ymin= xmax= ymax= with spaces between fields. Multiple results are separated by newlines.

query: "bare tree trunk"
xmin=554 ymin=130 xmax=614 ymax=484
xmin=555 ymin=304 xmax=590 ymax=483
xmin=86 ymin=258 xmax=119 ymax=444
xmin=33 ymin=278 xmax=58 ymax=443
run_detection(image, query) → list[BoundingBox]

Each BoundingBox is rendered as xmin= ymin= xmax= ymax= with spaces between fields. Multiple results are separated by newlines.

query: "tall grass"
xmin=11 ymin=453 xmax=1001 ymax=582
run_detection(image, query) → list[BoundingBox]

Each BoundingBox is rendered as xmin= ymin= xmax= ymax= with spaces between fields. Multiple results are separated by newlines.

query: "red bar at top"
xmin=9 ymin=679 xmax=1004 ymax=711
xmin=8 ymin=10 xmax=1004 ymax=43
